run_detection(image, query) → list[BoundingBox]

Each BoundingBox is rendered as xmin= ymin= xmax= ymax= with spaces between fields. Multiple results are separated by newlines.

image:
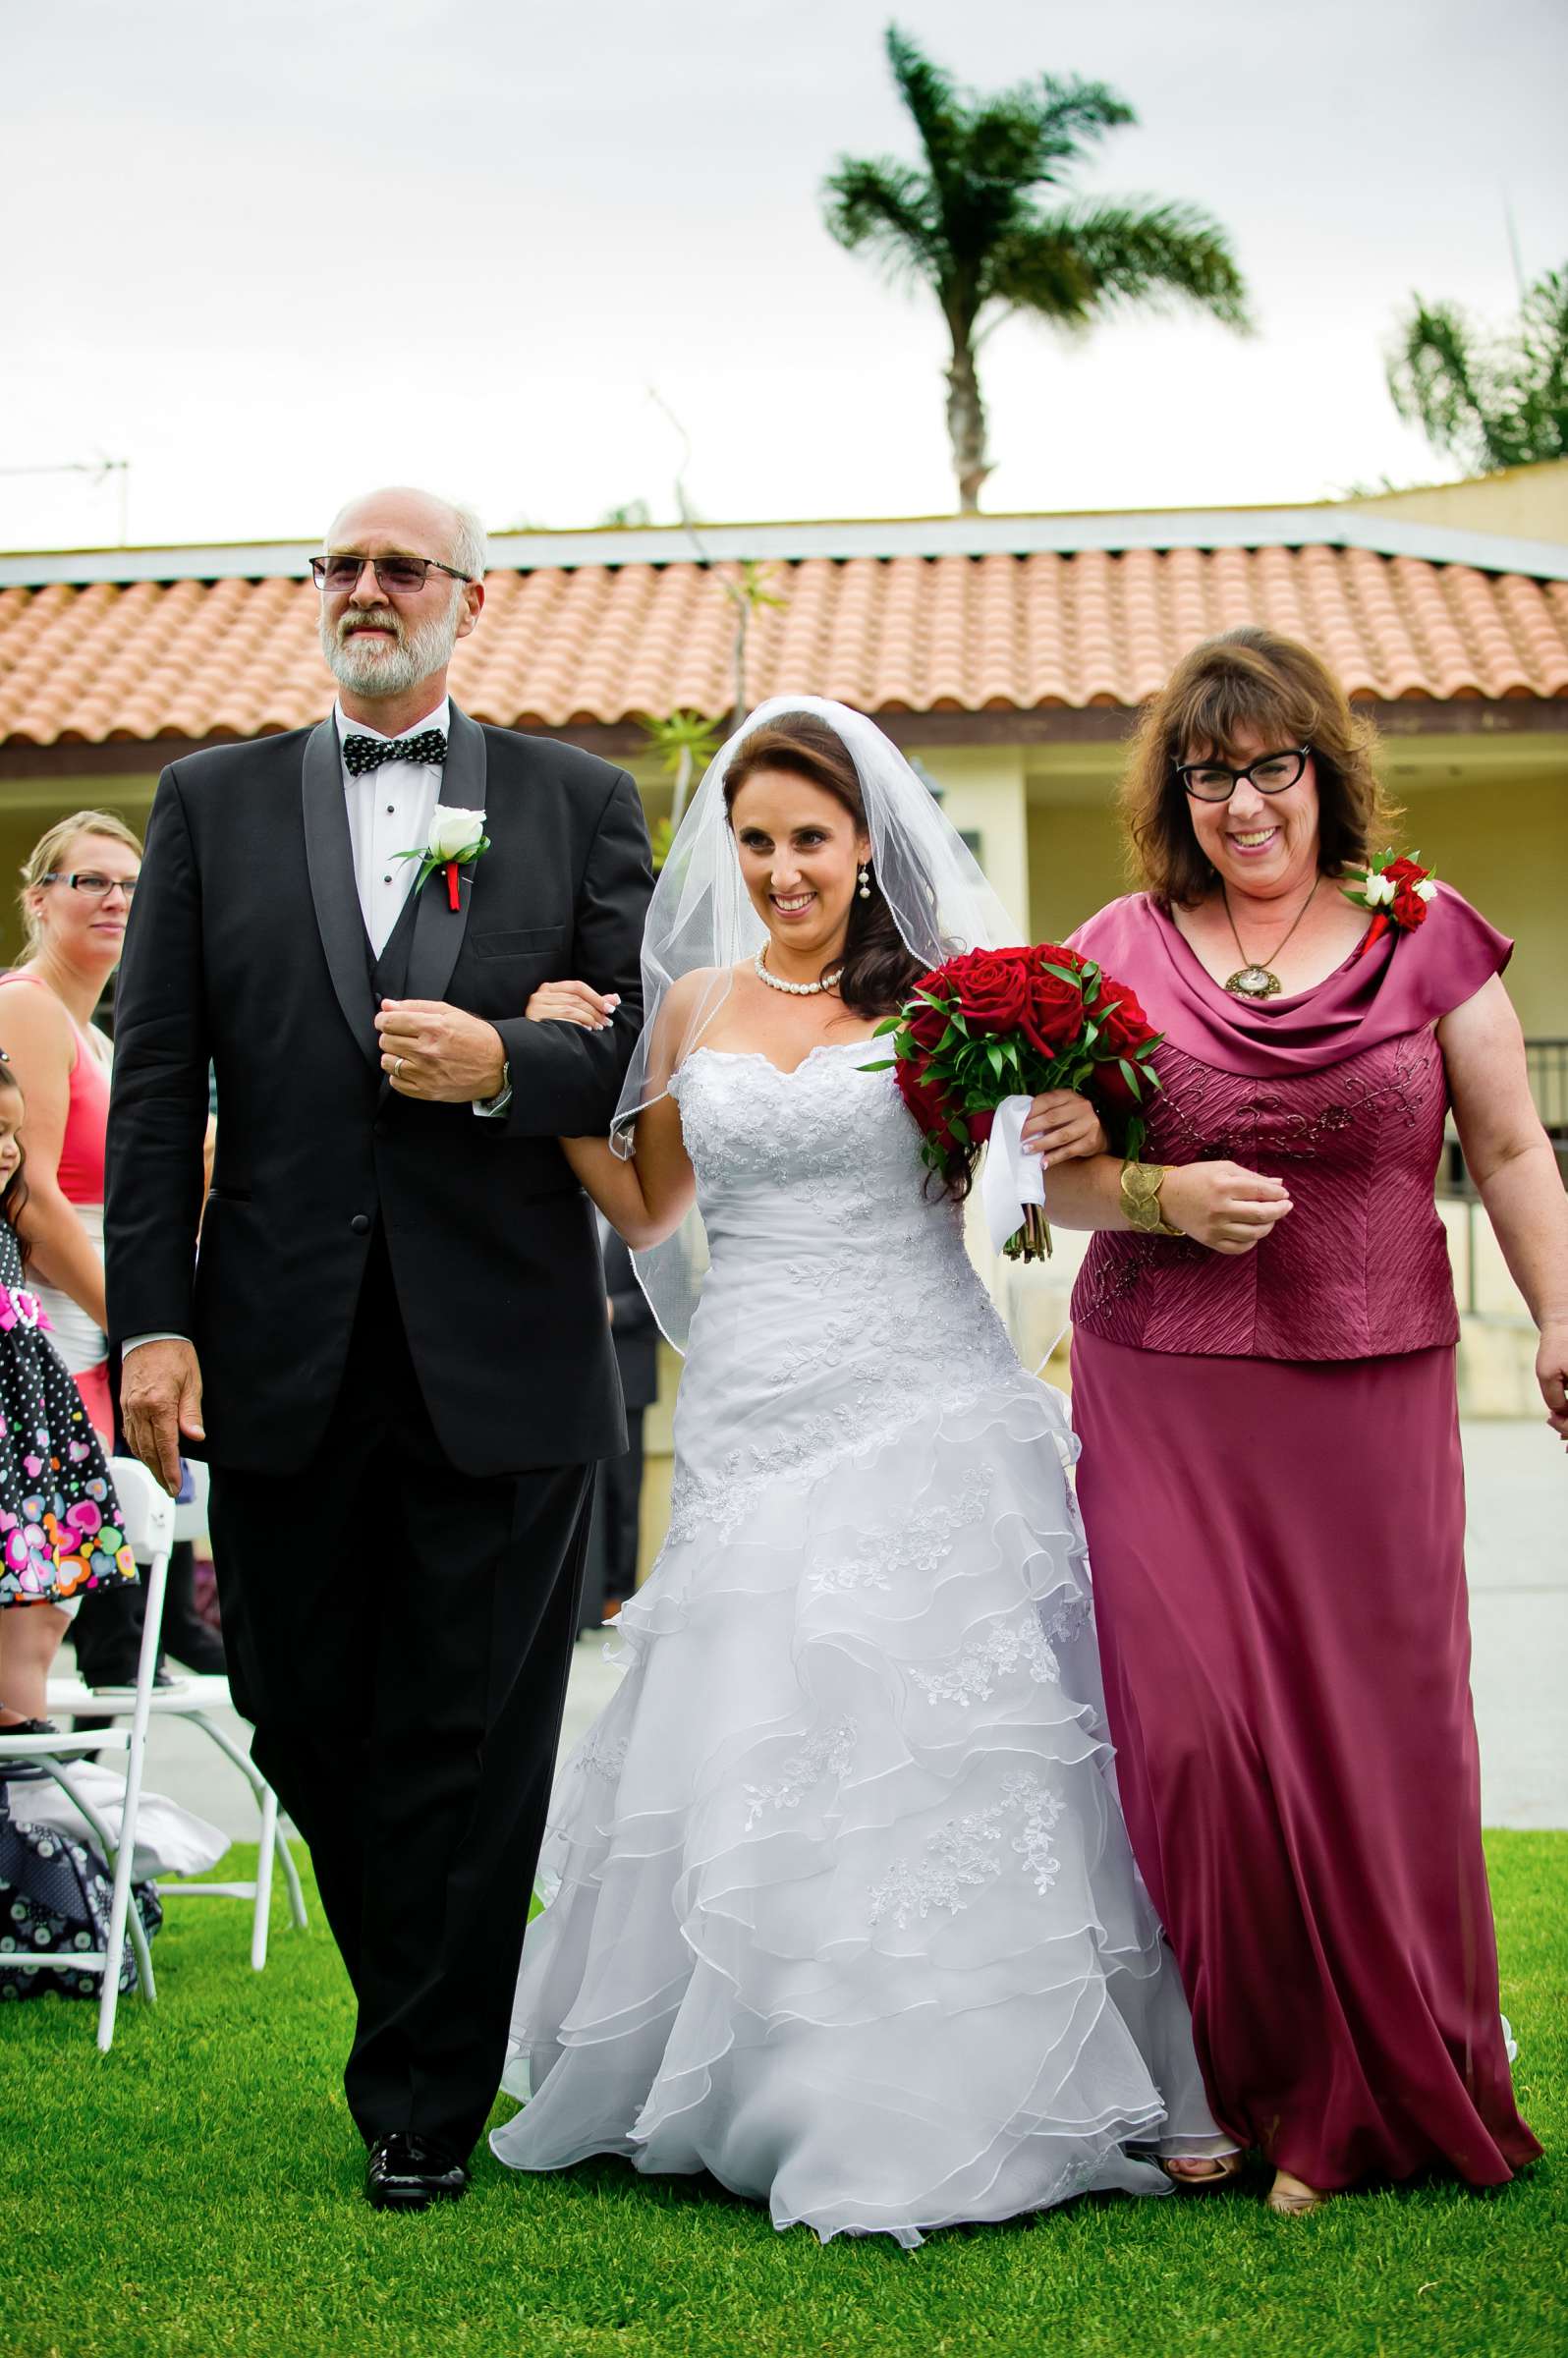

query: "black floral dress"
xmin=0 ymin=1219 xmax=137 ymax=1609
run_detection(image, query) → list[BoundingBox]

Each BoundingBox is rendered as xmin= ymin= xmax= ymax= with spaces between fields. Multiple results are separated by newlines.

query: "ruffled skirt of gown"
xmin=490 ymin=1377 xmax=1224 ymax=2244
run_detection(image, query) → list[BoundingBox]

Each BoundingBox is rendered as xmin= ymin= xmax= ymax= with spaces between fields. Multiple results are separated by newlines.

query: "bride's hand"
xmin=526 ymin=980 xmax=621 ymax=1031
xmin=1021 ymin=1090 xmax=1107 ymax=1164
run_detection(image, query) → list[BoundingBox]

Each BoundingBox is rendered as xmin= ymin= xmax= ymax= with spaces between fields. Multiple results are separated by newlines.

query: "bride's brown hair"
xmin=722 ymin=714 xmax=926 ymax=1018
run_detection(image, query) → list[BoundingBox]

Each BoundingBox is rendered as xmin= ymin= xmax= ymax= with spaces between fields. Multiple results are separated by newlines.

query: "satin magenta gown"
xmin=1066 ymin=885 xmax=1540 ymax=2193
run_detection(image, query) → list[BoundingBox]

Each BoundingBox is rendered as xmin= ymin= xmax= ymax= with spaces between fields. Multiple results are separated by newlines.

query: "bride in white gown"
xmin=492 ymin=698 xmax=1230 ymax=2242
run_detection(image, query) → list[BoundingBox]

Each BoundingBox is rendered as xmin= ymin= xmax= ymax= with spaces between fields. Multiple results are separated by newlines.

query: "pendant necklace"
xmin=755 ymin=945 xmax=843 ymax=997
xmin=1221 ymin=877 xmax=1320 ymax=999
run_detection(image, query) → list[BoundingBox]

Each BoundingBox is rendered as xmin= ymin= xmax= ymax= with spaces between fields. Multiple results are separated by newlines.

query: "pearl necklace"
xmin=754 ymin=946 xmax=844 ymax=997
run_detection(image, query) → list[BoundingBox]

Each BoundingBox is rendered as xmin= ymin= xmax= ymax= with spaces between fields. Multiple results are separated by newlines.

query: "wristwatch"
xmin=1120 ymin=1160 xmax=1183 ymax=1236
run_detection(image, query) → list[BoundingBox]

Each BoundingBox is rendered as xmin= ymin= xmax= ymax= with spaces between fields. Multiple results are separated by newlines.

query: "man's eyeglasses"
xmin=1175 ymin=747 xmax=1311 ymax=803
xmin=310 ymin=553 xmax=473 ymax=595
xmin=40 ymin=871 xmax=140 ymax=900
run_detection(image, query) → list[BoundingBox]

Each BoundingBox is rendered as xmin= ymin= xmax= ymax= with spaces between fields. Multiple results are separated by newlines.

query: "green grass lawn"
xmin=3 ymin=1834 xmax=1560 ymax=2358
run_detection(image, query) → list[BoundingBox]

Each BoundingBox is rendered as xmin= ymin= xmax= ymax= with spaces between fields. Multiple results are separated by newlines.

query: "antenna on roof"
xmin=0 ymin=455 xmax=131 ymax=544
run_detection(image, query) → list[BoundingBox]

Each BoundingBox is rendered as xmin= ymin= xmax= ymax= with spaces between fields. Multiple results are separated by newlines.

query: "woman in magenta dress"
xmin=1037 ymin=626 xmax=1563 ymax=2215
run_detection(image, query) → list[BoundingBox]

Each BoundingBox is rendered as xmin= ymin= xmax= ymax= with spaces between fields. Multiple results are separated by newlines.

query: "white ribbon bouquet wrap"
xmin=980 ymin=1096 xmax=1050 ymax=1258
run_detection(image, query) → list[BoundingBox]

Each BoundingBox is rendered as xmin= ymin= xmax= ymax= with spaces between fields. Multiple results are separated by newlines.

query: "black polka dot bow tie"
xmin=342 ymin=730 xmax=447 ymax=777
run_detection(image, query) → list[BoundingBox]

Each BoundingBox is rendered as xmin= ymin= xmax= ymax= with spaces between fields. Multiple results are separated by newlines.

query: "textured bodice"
xmin=1072 ymin=1028 xmax=1458 ymax=1360
xmin=666 ymin=1044 xmax=1028 ymax=1540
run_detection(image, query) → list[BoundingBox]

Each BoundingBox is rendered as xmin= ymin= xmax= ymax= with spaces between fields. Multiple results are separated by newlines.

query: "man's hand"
xmin=375 ymin=999 xmax=507 ymax=1099
xmin=121 ymin=1339 xmax=205 ymax=1496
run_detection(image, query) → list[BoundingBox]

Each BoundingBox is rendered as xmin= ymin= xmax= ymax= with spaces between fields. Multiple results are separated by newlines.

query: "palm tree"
xmin=1387 ymin=266 xmax=1568 ymax=475
xmin=823 ymin=26 xmax=1251 ymax=511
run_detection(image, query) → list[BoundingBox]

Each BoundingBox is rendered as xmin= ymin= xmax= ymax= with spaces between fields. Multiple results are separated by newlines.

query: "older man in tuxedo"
xmin=106 ymin=488 xmax=651 ymax=2209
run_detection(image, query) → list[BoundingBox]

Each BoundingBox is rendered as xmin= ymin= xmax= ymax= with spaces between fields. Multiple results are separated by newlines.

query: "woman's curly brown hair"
xmin=1118 ymin=626 xmax=1402 ymax=908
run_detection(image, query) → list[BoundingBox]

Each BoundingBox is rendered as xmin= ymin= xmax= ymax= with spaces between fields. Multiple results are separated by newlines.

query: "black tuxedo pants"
xmin=207 ymin=1231 xmax=592 ymax=2160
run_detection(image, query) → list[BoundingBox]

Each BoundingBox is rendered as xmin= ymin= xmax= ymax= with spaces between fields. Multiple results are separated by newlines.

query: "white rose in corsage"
xmin=396 ymin=804 xmax=490 ymax=911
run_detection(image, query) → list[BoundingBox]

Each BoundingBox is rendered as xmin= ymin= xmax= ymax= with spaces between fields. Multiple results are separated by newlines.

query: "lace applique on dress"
xmin=1039 ymin=1592 xmax=1094 ymax=1649
xmin=573 ymin=1733 xmax=629 ymax=1784
xmin=868 ymin=1770 xmax=1066 ymax=1929
xmin=908 ymin=1601 xmax=1068 ymax=1705
xmin=667 ymin=1413 xmax=844 ymax=1548
xmin=742 ymin=1717 xmax=858 ymax=1833
xmin=808 ymin=1466 xmax=993 ymax=1599
xmin=659 ymin=1048 xmax=1032 ymax=1557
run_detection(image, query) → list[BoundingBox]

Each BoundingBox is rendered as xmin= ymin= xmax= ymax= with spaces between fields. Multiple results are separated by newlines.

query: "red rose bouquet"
xmin=1343 ymin=848 xmax=1437 ymax=958
xmin=867 ymin=944 xmax=1163 ymax=1261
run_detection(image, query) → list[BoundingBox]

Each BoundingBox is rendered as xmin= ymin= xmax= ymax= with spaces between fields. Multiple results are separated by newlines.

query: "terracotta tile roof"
xmin=2 ymin=540 xmax=1566 ymax=749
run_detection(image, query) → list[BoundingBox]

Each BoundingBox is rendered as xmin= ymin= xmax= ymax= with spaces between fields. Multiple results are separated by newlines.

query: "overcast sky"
xmin=6 ymin=0 xmax=1566 ymax=551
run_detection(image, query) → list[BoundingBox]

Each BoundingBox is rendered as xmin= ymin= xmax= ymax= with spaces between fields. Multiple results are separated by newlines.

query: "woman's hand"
xmin=1537 ymin=1319 xmax=1568 ymax=1444
xmin=527 ymin=980 xmax=621 ymax=1031
xmin=1022 ymin=1090 xmax=1107 ymax=1164
xmin=1160 ymin=1160 xmax=1293 ymax=1255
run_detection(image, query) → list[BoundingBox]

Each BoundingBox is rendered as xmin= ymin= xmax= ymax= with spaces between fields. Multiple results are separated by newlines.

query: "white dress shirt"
xmin=335 ymin=695 xmax=509 ymax=1114
xmin=337 ymin=696 xmax=450 ymax=957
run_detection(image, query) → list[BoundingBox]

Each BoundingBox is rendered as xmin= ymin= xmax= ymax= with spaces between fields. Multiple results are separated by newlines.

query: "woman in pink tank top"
xmin=1040 ymin=632 xmax=1563 ymax=2215
xmin=0 ymin=810 xmax=140 ymax=1735
xmin=0 ymin=811 xmax=140 ymax=1434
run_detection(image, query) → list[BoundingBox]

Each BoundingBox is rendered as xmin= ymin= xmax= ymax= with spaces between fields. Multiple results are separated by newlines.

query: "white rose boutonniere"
xmin=397 ymin=804 xmax=490 ymax=910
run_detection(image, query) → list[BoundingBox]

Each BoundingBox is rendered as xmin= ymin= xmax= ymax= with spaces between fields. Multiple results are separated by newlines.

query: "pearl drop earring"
xmin=858 ymin=863 xmax=871 ymax=900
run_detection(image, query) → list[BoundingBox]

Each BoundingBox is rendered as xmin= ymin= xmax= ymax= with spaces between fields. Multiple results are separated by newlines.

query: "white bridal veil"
xmin=615 ymin=696 xmax=1017 ymax=1348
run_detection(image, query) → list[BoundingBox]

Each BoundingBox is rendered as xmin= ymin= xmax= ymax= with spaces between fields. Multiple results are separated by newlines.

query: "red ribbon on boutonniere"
xmin=1343 ymin=849 xmax=1437 ymax=959
xmin=395 ymin=805 xmax=490 ymax=912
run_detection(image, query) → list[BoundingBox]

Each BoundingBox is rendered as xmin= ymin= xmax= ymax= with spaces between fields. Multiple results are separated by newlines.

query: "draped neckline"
xmin=1070 ymin=887 xmax=1513 ymax=1081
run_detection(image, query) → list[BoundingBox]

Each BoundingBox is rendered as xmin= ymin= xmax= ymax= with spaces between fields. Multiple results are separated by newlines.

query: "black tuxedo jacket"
xmin=105 ymin=704 xmax=652 ymax=1478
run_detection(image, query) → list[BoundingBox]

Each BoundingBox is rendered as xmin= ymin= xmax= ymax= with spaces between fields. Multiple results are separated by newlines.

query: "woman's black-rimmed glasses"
xmin=40 ymin=871 xmax=140 ymax=899
xmin=1175 ymin=747 xmax=1311 ymax=803
xmin=310 ymin=553 xmax=473 ymax=595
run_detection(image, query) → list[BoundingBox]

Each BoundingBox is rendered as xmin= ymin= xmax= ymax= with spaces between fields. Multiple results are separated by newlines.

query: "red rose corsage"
xmin=1343 ymin=850 xmax=1436 ymax=959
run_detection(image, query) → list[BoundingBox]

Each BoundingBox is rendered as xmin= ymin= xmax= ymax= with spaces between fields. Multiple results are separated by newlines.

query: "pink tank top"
xmin=0 ymin=970 xmax=110 ymax=1205
xmin=1067 ymin=887 xmax=1512 ymax=1362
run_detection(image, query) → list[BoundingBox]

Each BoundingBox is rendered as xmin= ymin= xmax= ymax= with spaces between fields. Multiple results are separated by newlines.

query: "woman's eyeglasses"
xmin=310 ymin=553 xmax=473 ymax=595
xmin=40 ymin=871 xmax=140 ymax=899
xmin=1175 ymin=747 xmax=1311 ymax=803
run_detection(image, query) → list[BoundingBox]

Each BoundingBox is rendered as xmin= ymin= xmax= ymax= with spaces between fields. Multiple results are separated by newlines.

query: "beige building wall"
xmin=1341 ymin=459 xmax=1568 ymax=545
xmin=908 ymin=744 xmax=1032 ymax=937
xmin=1394 ymin=758 xmax=1567 ymax=1039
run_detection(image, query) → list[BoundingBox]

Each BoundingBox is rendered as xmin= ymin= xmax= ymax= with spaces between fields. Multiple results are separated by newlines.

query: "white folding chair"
xmin=47 ymin=1457 xmax=308 ymax=1972
xmin=0 ymin=1456 xmax=171 ymax=2049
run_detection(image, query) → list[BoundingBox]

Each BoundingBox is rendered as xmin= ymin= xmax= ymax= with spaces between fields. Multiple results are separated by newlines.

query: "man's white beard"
xmin=321 ymin=593 xmax=463 ymax=700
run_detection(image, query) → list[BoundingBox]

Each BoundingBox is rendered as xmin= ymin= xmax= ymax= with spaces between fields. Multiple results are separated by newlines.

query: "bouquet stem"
xmin=445 ymin=860 xmax=461 ymax=911
xmin=1003 ymin=1203 xmax=1053 ymax=1263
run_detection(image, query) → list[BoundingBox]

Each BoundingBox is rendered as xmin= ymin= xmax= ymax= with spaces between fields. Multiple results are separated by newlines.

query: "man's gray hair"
xmin=449 ymin=503 xmax=488 ymax=583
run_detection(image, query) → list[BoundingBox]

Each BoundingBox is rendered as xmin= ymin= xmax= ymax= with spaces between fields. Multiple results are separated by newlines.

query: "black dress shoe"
xmin=365 ymin=2132 xmax=470 ymax=2212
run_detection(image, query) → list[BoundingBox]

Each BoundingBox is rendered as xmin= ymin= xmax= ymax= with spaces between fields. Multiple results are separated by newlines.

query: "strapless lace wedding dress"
xmin=491 ymin=1042 xmax=1222 ymax=2243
